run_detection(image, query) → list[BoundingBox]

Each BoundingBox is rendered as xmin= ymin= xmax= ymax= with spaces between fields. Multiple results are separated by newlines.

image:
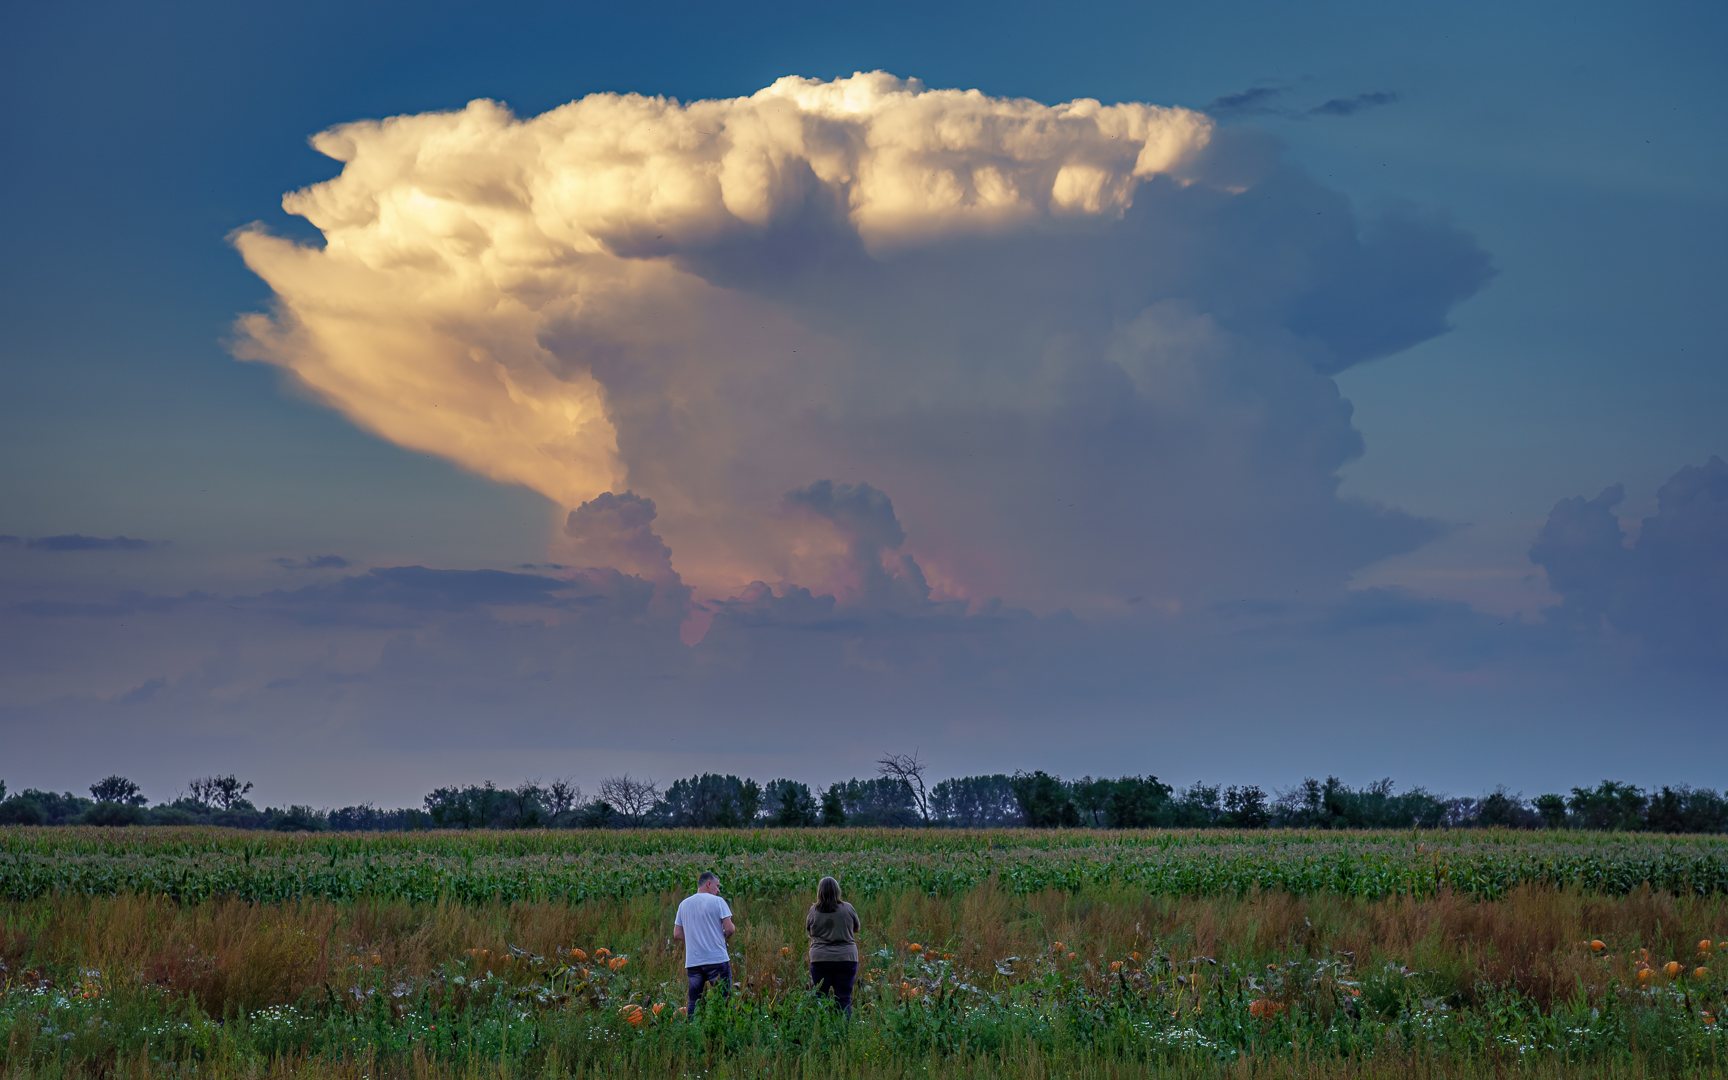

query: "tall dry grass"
xmin=4 ymin=883 xmax=1723 ymax=1018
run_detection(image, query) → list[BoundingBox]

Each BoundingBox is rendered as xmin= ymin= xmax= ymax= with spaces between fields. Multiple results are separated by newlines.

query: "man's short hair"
xmin=698 ymin=871 xmax=719 ymax=887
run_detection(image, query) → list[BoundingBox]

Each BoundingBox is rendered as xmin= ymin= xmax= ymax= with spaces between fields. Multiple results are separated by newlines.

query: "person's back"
xmin=805 ymin=901 xmax=860 ymax=962
xmin=675 ymin=891 xmax=733 ymax=966
xmin=673 ymin=872 xmax=735 ymax=1013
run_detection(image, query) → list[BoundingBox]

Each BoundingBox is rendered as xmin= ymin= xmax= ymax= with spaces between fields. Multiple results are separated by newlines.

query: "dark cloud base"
xmin=2 ymin=459 xmax=1724 ymax=800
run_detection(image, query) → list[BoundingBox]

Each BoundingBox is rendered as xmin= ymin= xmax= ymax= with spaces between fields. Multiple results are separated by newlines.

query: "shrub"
xmin=0 ymin=796 xmax=47 ymax=826
xmin=82 ymin=802 xmax=148 ymax=826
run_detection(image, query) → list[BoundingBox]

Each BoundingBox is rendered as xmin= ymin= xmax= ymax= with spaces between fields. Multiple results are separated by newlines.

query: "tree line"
xmin=1 ymin=758 xmax=1724 ymax=833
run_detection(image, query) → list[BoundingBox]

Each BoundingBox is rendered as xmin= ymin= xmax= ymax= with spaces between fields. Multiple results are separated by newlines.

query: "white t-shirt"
xmin=674 ymin=891 xmax=734 ymax=967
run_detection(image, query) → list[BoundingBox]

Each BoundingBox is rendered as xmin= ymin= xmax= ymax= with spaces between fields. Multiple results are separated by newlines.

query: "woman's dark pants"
xmin=810 ymin=960 xmax=858 ymax=1017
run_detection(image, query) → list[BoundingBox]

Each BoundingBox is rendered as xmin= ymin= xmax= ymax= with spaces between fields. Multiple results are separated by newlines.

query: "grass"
xmin=3 ymin=827 xmax=1727 ymax=1077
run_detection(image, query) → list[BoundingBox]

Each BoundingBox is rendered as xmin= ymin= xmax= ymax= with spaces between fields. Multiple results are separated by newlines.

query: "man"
xmin=673 ymin=871 xmax=735 ymax=1013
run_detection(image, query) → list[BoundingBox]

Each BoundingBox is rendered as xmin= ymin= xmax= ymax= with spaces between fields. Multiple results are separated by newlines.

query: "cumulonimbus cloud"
xmin=234 ymin=72 xmax=1489 ymax=612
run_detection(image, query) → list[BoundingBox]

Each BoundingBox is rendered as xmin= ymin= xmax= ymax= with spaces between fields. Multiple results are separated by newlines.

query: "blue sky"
xmin=1 ymin=0 xmax=1723 ymax=808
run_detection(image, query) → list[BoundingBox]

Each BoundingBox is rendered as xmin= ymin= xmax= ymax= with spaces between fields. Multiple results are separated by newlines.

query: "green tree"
xmin=1071 ymin=777 xmax=1115 ymax=826
xmin=188 ymin=775 xmax=254 ymax=812
xmin=1567 ymin=781 xmax=1648 ymax=831
xmin=737 ymin=779 xmax=763 ymax=824
xmin=1105 ymin=776 xmax=1174 ymax=827
xmin=659 ymin=774 xmax=760 ymax=827
xmin=1645 ymin=785 xmax=1728 ymax=833
xmin=1533 ymin=793 xmax=1568 ymax=828
xmin=0 ymin=795 xmax=46 ymax=826
xmin=90 ymin=776 xmax=146 ymax=806
xmin=832 ymin=778 xmax=919 ymax=826
xmin=272 ymin=805 xmax=326 ymax=831
xmin=820 ymin=784 xmax=847 ymax=827
xmin=764 ymin=780 xmax=818 ymax=826
xmin=1476 ymin=788 xmax=1530 ymax=828
xmin=424 ymin=782 xmax=510 ymax=828
xmin=1009 ymin=771 xmax=1080 ymax=827
xmin=1223 ymin=785 xmax=1270 ymax=828
xmin=575 ymin=800 xmax=618 ymax=828
xmin=929 ymin=775 xmax=1019 ymax=826
xmin=16 ymin=789 xmax=93 ymax=825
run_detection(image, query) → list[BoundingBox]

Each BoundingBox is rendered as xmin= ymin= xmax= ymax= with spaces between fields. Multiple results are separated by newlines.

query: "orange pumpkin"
xmin=908 ymin=943 xmax=922 ymax=952
xmin=1589 ymin=940 xmax=1606 ymax=953
xmin=595 ymin=947 xmax=611 ymax=959
xmin=1665 ymin=961 xmax=1683 ymax=977
xmin=569 ymin=948 xmax=588 ymax=962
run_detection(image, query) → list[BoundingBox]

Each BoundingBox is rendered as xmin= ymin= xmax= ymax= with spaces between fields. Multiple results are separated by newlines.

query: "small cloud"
xmin=14 ymin=591 xmax=209 ymax=618
xmin=1206 ymin=85 xmax=1287 ymax=116
xmin=1208 ymin=86 xmax=1399 ymax=122
xmin=26 ymin=534 xmax=162 ymax=551
xmin=119 ymin=677 xmax=166 ymax=704
xmin=518 ymin=562 xmax=570 ymax=571
xmin=0 ymin=535 xmax=19 ymax=546
xmin=272 ymin=554 xmax=350 ymax=570
xmin=1309 ymin=91 xmax=1398 ymax=117
xmin=249 ymin=565 xmax=590 ymax=626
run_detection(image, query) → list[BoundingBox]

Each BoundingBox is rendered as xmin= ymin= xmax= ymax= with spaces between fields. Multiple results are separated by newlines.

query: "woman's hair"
xmin=815 ymin=876 xmax=842 ymax=913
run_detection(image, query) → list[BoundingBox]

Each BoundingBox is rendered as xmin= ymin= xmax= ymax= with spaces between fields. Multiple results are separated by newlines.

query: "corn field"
xmin=4 ymin=827 xmax=1727 ymax=905
xmin=3 ymin=827 xmax=1727 ymax=1077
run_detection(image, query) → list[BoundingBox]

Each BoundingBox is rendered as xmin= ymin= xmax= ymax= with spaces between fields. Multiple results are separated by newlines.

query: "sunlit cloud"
xmin=234 ymin=72 xmax=1488 ymax=612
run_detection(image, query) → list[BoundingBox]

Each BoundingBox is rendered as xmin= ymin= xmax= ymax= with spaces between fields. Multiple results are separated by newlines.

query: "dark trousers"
xmin=686 ymin=961 xmax=731 ymax=1013
xmin=810 ymin=960 xmax=858 ymax=1017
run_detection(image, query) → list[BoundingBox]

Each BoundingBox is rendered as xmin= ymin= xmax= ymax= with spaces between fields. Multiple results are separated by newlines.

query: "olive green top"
xmin=805 ymin=901 xmax=860 ymax=963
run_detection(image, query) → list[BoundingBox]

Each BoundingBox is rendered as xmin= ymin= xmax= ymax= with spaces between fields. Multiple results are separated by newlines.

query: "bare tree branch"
xmin=599 ymin=774 xmax=660 ymax=828
xmin=546 ymin=778 xmax=582 ymax=816
xmin=876 ymin=751 xmax=931 ymax=825
xmin=187 ymin=775 xmax=253 ymax=811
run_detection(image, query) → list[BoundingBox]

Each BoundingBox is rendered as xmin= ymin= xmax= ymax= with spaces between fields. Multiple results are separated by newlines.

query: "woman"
xmin=805 ymin=875 xmax=860 ymax=1017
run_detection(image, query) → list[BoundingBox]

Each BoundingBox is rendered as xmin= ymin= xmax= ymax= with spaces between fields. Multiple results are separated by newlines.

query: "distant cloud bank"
xmin=1532 ymin=455 xmax=1728 ymax=662
xmin=0 ymin=534 xmax=163 ymax=551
